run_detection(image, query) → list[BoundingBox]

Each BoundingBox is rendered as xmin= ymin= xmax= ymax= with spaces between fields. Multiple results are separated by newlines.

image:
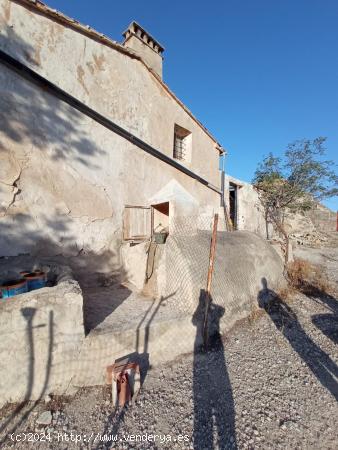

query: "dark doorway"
xmin=229 ymin=183 xmax=238 ymax=229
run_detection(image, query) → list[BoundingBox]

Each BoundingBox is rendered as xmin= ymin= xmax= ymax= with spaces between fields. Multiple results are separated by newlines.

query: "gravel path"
xmin=1 ymin=248 xmax=338 ymax=449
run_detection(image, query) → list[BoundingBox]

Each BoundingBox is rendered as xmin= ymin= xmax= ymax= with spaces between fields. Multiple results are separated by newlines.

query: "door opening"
xmin=229 ymin=183 xmax=238 ymax=230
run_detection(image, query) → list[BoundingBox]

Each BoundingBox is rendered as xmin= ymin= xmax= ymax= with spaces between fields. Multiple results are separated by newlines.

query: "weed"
xmin=286 ymin=258 xmax=331 ymax=296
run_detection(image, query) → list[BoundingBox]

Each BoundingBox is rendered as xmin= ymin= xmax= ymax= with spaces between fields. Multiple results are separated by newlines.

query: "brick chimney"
xmin=122 ymin=21 xmax=164 ymax=79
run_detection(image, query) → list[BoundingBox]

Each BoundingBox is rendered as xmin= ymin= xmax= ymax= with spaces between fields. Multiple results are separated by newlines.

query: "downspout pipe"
xmin=219 ymin=150 xmax=227 ymax=207
xmin=219 ymin=150 xmax=232 ymax=231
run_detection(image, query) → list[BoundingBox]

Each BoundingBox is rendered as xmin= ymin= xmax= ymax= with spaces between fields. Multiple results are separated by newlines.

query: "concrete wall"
xmin=0 ymin=0 xmax=221 ymax=277
xmin=0 ymin=262 xmax=84 ymax=407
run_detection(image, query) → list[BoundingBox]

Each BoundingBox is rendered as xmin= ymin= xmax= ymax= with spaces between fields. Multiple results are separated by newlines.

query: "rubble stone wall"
xmin=306 ymin=204 xmax=337 ymax=233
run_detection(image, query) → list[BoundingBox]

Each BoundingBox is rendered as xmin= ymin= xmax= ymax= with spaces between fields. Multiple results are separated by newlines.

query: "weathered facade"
xmin=0 ymin=1 xmax=289 ymax=406
xmin=0 ymin=0 xmax=228 ymax=274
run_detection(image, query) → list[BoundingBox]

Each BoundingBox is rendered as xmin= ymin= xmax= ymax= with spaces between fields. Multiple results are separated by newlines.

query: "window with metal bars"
xmin=173 ymin=124 xmax=191 ymax=161
xmin=173 ymin=133 xmax=186 ymax=160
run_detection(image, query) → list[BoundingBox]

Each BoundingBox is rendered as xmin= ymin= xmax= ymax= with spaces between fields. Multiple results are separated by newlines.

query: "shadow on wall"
xmin=0 ymin=24 xmax=117 ymax=262
xmin=0 ymin=24 xmax=130 ymax=296
xmin=0 ymin=308 xmax=53 ymax=445
xmin=0 ymin=212 xmax=130 ymax=334
xmin=0 ymin=25 xmax=104 ymax=166
xmin=258 ymin=278 xmax=338 ymax=401
xmin=0 ymin=209 xmax=126 ymax=274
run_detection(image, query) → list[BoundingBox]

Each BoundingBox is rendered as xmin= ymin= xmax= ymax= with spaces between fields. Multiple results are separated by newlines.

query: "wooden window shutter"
xmin=123 ymin=206 xmax=152 ymax=241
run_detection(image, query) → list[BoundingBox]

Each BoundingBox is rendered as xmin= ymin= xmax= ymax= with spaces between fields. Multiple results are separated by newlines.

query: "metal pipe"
xmin=0 ymin=49 xmax=222 ymax=195
xmin=219 ymin=152 xmax=232 ymax=231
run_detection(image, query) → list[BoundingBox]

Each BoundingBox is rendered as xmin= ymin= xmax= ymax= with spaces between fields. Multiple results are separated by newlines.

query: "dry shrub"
xmin=248 ymin=307 xmax=265 ymax=324
xmin=48 ymin=394 xmax=68 ymax=412
xmin=286 ymin=258 xmax=331 ymax=295
xmin=278 ymin=285 xmax=295 ymax=302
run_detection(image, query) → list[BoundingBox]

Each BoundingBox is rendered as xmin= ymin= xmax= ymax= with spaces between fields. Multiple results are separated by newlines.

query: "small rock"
xmin=44 ymin=394 xmax=52 ymax=404
xmin=36 ymin=411 xmax=52 ymax=426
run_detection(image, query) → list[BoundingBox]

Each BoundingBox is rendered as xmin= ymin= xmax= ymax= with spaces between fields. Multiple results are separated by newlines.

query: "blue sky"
xmin=46 ymin=0 xmax=338 ymax=210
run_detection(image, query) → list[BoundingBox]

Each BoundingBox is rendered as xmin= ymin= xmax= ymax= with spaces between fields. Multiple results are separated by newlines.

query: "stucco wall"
xmin=0 ymin=0 xmax=222 ymax=272
xmin=223 ymin=175 xmax=269 ymax=238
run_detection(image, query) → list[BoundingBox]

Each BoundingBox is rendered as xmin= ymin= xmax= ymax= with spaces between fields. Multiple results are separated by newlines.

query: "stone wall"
xmin=306 ymin=204 xmax=337 ymax=233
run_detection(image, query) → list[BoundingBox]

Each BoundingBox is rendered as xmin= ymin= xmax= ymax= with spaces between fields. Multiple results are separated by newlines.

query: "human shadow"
xmin=258 ymin=277 xmax=338 ymax=401
xmin=312 ymin=314 xmax=338 ymax=345
xmin=192 ymin=290 xmax=237 ymax=449
xmin=310 ymin=288 xmax=338 ymax=345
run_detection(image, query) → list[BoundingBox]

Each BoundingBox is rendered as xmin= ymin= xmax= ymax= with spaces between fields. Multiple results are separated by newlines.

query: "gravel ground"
xmin=1 ymin=246 xmax=337 ymax=450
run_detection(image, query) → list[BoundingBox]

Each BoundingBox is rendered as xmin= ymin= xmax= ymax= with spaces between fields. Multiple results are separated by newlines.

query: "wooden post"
xmin=336 ymin=211 xmax=338 ymax=232
xmin=203 ymin=213 xmax=219 ymax=349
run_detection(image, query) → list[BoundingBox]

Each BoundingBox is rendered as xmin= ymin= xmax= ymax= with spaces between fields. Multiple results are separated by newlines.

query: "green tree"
xmin=253 ymin=137 xmax=338 ymax=267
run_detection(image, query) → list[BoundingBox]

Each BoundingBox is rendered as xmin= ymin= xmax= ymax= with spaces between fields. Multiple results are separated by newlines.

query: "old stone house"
xmin=0 ymin=0 xmax=290 ymax=405
xmin=0 ymin=0 xmax=271 ymax=281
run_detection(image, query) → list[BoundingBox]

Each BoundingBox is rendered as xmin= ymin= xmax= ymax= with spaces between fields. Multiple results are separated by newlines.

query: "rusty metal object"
xmin=106 ymin=360 xmax=140 ymax=406
xmin=117 ymin=372 xmax=131 ymax=406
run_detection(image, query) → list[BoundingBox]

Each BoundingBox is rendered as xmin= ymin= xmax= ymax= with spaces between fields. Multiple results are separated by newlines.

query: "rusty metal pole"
xmin=203 ymin=213 xmax=219 ymax=349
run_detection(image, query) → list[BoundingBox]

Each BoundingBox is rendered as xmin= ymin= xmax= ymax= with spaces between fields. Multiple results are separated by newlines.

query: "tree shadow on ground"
xmin=192 ymin=290 xmax=237 ymax=450
xmin=258 ymin=277 xmax=338 ymax=401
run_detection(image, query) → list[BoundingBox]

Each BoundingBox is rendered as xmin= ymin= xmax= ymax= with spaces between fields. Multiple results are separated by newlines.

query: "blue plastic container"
xmin=0 ymin=279 xmax=28 ymax=298
xmin=24 ymin=272 xmax=46 ymax=291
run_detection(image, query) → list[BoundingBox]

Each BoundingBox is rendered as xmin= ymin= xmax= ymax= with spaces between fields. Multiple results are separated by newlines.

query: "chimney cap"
xmin=122 ymin=21 xmax=165 ymax=55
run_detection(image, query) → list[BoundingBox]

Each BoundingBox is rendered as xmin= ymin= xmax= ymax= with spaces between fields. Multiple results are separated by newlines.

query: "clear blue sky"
xmin=46 ymin=0 xmax=338 ymax=210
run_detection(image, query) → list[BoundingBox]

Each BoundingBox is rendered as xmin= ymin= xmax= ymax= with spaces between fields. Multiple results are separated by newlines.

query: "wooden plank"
xmin=123 ymin=206 xmax=151 ymax=241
